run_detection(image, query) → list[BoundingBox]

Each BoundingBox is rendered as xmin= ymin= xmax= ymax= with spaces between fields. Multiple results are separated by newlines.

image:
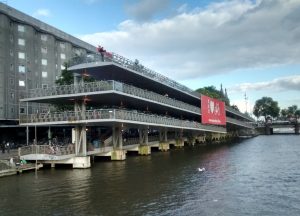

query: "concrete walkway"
xmin=0 ymin=149 xmax=19 ymax=160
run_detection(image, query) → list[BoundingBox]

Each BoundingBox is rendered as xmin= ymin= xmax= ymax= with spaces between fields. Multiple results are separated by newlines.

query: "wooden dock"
xmin=0 ymin=163 xmax=43 ymax=178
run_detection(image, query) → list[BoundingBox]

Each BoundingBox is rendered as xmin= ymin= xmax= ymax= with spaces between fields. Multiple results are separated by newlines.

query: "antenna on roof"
xmin=244 ymin=92 xmax=248 ymax=113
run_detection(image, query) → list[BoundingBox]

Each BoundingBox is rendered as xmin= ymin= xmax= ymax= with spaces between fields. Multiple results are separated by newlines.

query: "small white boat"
xmin=198 ymin=167 xmax=206 ymax=172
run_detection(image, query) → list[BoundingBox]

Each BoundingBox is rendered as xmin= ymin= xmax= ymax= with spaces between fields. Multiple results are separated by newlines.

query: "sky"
xmin=4 ymin=0 xmax=300 ymax=115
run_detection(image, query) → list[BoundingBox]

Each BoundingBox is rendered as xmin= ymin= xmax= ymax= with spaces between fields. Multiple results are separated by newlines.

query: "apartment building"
xmin=0 ymin=3 xmax=96 ymax=123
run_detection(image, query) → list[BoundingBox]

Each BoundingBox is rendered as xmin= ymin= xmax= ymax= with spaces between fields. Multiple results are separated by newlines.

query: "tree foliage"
xmin=196 ymin=85 xmax=230 ymax=106
xmin=253 ymin=97 xmax=280 ymax=120
xmin=54 ymin=62 xmax=95 ymax=111
xmin=230 ymin=104 xmax=240 ymax=111
xmin=281 ymin=105 xmax=300 ymax=119
xmin=55 ymin=62 xmax=73 ymax=86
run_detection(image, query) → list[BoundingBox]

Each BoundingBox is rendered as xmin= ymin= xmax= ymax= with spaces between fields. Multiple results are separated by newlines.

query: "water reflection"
xmin=1 ymin=136 xmax=300 ymax=215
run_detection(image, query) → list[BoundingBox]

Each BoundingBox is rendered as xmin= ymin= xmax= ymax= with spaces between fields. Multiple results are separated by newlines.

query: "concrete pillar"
xmin=112 ymin=126 xmax=123 ymax=149
xmin=187 ymin=136 xmax=196 ymax=146
xmin=138 ymin=145 xmax=151 ymax=155
xmin=73 ymin=156 xmax=91 ymax=168
xmin=139 ymin=128 xmax=149 ymax=145
xmin=159 ymin=128 xmax=168 ymax=142
xmin=111 ymin=149 xmax=126 ymax=160
xmin=212 ymin=133 xmax=219 ymax=141
xmin=74 ymin=125 xmax=87 ymax=156
xmin=197 ymin=135 xmax=206 ymax=144
xmin=265 ymin=124 xmax=271 ymax=135
xmin=175 ymin=138 xmax=184 ymax=148
xmin=295 ymin=123 xmax=299 ymax=134
xmin=51 ymin=163 xmax=55 ymax=168
xmin=159 ymin=142 xmax=169 ymax=151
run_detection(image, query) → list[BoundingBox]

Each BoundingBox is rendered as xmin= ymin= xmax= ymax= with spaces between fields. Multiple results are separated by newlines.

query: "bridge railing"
xmin=19 ymin=109 xmax=226 ymax=133
xmin=19 ymin=145 xmax=75 ymax=156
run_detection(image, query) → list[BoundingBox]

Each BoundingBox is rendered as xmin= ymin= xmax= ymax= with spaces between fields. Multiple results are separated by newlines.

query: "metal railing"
xmin=226 ymin=106 xmax=254 ymax=121
xmin=0 ymin=160 xmax=14 ymax=172
xmin=19 ymin=109 xmax=226 ymax=133
xmin=26 ymin=80 xmax=113 ymax=98
xmin=226 ymin=117 xmax=254 ymax=129
xmin=68 ymin=53 xmax=199 ymax=98
xmin=19 ymin=145 xmax=75 ymax=157
xmin=24 ymin=80 xmax=200 ymax=114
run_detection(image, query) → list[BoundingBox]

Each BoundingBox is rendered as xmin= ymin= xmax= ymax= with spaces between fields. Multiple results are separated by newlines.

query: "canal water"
xmin=1 ymin=135 xmax=300 ymax=216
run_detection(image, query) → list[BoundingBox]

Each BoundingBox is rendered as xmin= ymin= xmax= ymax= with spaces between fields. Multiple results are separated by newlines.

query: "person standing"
xmin=1 ymin=141 xmax=5 ymax=153
xmin=6 ymin=142 xmax=10 ymax=153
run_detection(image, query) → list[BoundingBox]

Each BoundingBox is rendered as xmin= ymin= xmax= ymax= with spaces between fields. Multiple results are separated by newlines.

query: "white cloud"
xmin=228 ymin=75 xmax=300 ymax=92
xmin=79 ymin=0 xmax=300 ymax=80
xmin=33 ymin=9 xmax=51 ymax=18
xmin=125 ymin=0 xmax=170 ymax=21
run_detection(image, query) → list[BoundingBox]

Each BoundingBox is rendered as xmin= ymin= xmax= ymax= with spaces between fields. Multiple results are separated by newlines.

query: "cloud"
xmin=125 ymin=0 xmax=170 ymax=21
xmin=228 ymin=75 xmax=300 ymax=92
xmin=32 ymin=9 xmax=51 ymax=18
xmin=79 ymin=0 xmax=300 ymax=80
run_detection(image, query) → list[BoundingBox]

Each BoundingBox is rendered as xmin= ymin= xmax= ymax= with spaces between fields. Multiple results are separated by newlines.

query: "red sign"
xmin=201 ymin=95 xmax=226 ymax=125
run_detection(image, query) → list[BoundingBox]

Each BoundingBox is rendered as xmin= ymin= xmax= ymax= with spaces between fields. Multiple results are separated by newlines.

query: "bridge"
xmin=256 ymin=120 xmax=299 ymax=135
xmin=18 ymin=52 xmax=255 ymax=168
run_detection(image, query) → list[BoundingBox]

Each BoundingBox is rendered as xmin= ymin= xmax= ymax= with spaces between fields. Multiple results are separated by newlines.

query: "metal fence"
xmin=68 ymin=52 xmax=199 ymax=98
xmin=226 ymin=117 xmax=254 ymax=129
xmin=19 ymin=145 xmax=75 ymax=157
xmin=25 ymin=80 xmax=200 ymax=114
xmin=0 ymin=160 xmax=13 ymax=172
xmin=20 ymin=108 xmax=226 ymax=133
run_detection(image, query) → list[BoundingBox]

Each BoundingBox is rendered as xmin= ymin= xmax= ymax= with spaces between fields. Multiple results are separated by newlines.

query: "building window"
xmin=10 ymin=64 xmax=13 ymax=71
xmin=42 ymin=71 xmax=48 ymax=78
xmin=18 ymin=38 xmax=25 ymax=46
xmin=10 ymin=35 xmax=13 ymax=42
xmin=19 ymin=80 xmax=25 ymax=87
xmin=18 ymin=25 xmax=25 ymax=32
xmin=61 ymin=65 xmax=65 ymax=70
xmin=41 ymin=34 xmax=47 ymax=41
xmin=19 ymin=65 xmax=26 ymax=73
xmin=41 ymin=59 xmax=47 ymax=65
xmin=10 ymin=92 xmax=15 ymax=99
xmin=41 ymin=47 xmax=47 ymax=54
xmin=42 ymin=84 xmax=48 ymax=89
xmin=18 ymin=52 xmax=25 ymax=59
xmin=10 ymin=49 xmax=13 ymax=57
xmin=60 ymin=42 xmax=65 ymax=49
xmin=11 ymin=108 xmax=14 ymax=113
xmin=60 ymin=53 xmax=66 ymax=59
xmin=20 ymin=107 xmax=25 ymax=114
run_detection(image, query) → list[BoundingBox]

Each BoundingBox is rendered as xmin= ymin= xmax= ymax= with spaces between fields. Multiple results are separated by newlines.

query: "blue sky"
xmin=6 ymin=0 xmax=300 ymax=115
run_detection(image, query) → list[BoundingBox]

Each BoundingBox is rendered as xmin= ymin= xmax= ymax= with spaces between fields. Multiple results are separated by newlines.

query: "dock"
xmin=0 ymin=160 xmax=43 ymax=178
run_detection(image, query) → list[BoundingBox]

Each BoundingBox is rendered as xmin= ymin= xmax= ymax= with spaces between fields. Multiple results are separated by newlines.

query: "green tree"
xmin=230 ymin=104 xmax=240 ymax=111
xmin=280 ymin=108 xmax=288 ymax=118
xmin=55 ymin=62 xmax=73 ymax=85
xmin=253 ymin=97 xmax=280 ymax=121
xmin=282 ymin=105 xmax=300 ymax=120
xmin=55 ymin=62 xmax=95 ymax=86
xmin=196 ymin=85 xmax=230 ymax=105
